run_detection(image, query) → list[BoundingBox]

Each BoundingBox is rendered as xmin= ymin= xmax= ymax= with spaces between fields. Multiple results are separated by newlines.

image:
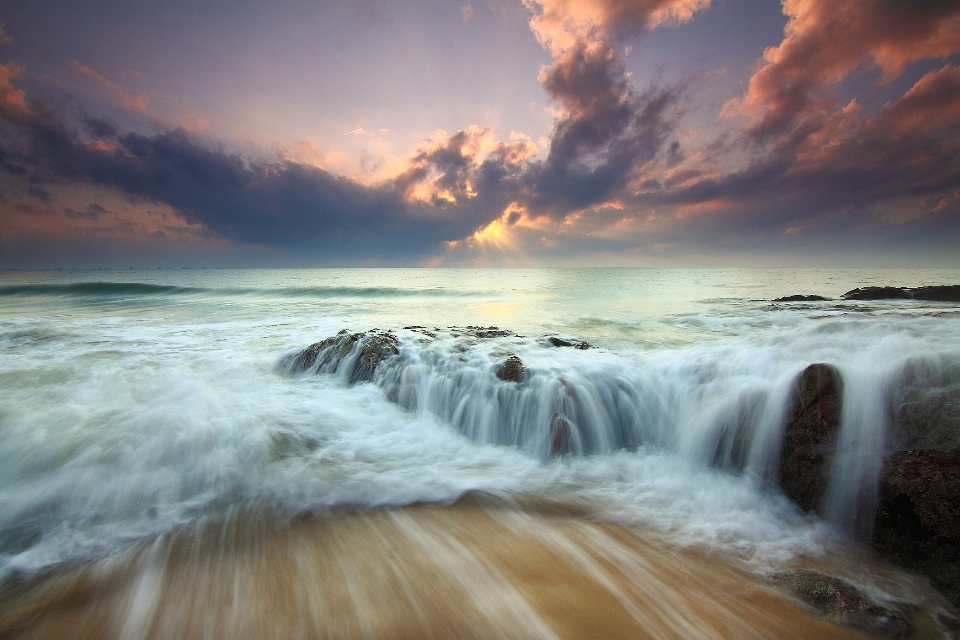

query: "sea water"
xmin=1 ymin=268 xmax=959 ymax=624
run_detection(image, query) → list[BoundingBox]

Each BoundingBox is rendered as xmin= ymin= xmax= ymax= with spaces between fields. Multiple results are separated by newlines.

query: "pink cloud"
xmin=726 ymin=0 xmax=960 ymax=138
xmin=70 ymin=59 xmax=150 ymax=113
xmin=525 ymin=0 xmax=711 ymax=53
xmin=0 ymin=63 xmax=31 ymax=123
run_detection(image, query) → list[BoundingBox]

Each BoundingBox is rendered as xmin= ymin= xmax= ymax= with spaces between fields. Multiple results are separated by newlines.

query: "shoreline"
xmin=0 ymin=495 xmax=902 ymax=640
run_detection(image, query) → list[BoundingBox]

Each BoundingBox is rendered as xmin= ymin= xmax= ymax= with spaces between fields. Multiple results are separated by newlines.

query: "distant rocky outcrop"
xmin=547 ymin=336 xmax=593 ymax=349
xmin=841 ymin=286 xmax=960 ymax=302
xmin=286 ymin=329 xmax=399 ymax=383
xmin=769 ymin=570 xmax=914 ymax=638
xmin=496 ymin=355 xmax=525 ymax=383
xmin=779 ymin=361 xmax=960 ymax=608
xmin=773 ymin=295 xmax=830 ymax=302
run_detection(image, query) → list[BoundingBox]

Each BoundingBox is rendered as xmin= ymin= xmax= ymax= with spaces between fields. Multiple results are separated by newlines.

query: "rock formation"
xmin=779 ymin=361 xmax=960 ymax=609
xmin=773 ymin=295 xmax=830 ymax=302
xmin=547 ymin=336 xmax=593 ymax=349
xmin=286 ymin=329 xmax=399 ymax=383
xmin=841 ymin=285 xmax=960 ymax=302
xmin=769 ymin=570 xmax=913 ymax=638
xmin=496 ymin=355 xmax=525 ymax=383
xmin=778 ymin=364 xmax=843 ymax=514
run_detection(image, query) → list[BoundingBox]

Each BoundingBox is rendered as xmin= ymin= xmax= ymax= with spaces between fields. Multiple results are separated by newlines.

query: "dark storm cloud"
xmin=84 ymin=117 xmax=118 ymax=139
xmin=0 ymin=67 xmax=529 ymax=257
xmin=530 ymin=41 xmax=681 ymax=215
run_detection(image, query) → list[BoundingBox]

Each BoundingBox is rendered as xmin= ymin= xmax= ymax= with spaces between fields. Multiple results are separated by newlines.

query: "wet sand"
xmin=0 ymin=496 xmax=889 ymax=639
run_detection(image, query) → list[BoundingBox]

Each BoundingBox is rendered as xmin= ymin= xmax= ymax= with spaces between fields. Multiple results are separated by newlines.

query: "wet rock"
xmin=496 ymin=356 xmax=525 ymax=383
xmin=778 ymin=364 xmax=843 ymax=514
xmin=841 ymin=285 xmax=960 ymax=302
xmin=773 ymin=295 xmax=830 ymax=302
xmin=286 ymin=329 xmax=398 ymax=383
xmin=874 ymin=362 xmax=960 ymax=607
xmin=842 ymin=286 xmax=912 ymax=300
xmin=769 ymin=570 xmax=913 ymax=638
xmin=778 ymin=361 xmax=960 ymax=608
xmin=465 ymin=326 xmax=515 ymax=339
xmin=549 ymin=414 xmax=572 ymax=456
xmin=547 ymin=336 xmax=593 ymax=349
xmin=874 ymin=450 xmax=960 ymax=609
xmin=288 ymin=329 xmax=358 ymax=372
xmin=353 ymin=332 xmax=400 ymax=382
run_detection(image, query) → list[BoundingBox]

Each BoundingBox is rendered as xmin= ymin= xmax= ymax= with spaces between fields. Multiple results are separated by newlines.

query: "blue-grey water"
xmin=1 ymin=267 xmax=959 ymax=615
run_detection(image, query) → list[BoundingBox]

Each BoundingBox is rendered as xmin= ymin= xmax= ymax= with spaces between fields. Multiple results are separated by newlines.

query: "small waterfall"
xmin=822 ymin=365 xmax=890 ymax=539
xmin=285 ymin=328 xmax=960 ymax=542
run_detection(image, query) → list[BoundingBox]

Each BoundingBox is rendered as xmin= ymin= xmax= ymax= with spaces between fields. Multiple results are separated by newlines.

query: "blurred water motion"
xmin=0 ymin=496 xmax=877 ymax=640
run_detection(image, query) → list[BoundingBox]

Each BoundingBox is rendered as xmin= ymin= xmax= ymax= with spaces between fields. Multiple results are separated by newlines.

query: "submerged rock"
xmin=773 ymin=295 xmax=830 ymax=302
xmin=548 ymin=414 xmax=572 ymax=456
xmin=496 ymin=356 xmax=525 ymax=383
xmin=778 ymin=364 xmax=843 ymax=514
xmin=286 ymin=329 xmax=399 ymax=383
xmin=769 ymin=570 xmax=913 ymax=638
xmin=547 ymin=336 xmax=592 ymax=349
xmin=841 ymin=285 xmax=960 ymax=302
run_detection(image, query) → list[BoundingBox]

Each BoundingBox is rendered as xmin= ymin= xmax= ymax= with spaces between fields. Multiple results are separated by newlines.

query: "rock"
xmin=842 ymin=286 xmax=912 ymax=300
xmin=769 ymin=570 xmax=913 ymax=638
xmin=496 ymin=356 xmax=525 ymax=383
xmin=778 ymin=364 xmax=843 ymax=514
xmin=464 ymin=326 xmax=515 ymax=339
xmin=841 ymin=285 xmax=960 ymax=302
xmin=547 ymin=336 xmax=592 ymax=349
xmin=873 ymin=362 xmax=960 ymax=607
xmin=773 ymin=295 xmax=830 ymax=302
xmin=777 ymin=361 xmax=960 ymax=608
xmin=286 ymin=329 xmax=398 ymax=383
xmin=913 ymin=285 xmax=960 ymax=302
xmin=874 ymin=450 xmax=960 ymax=609
xmin=353 ymin=332 xmax=400 ymax=382
xmin=549 ymin=414 xmax=572 ymax=455
xmin=288 ymin=330 xmax=358 ymax=372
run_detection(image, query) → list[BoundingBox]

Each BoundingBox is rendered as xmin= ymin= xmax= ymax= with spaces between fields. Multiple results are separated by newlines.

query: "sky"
xmin=0 ymin=0 xmax=958 ymax=268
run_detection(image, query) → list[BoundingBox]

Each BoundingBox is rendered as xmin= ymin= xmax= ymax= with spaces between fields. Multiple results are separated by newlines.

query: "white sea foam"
xmin=1 ymin=267 xmax=958 ymax=579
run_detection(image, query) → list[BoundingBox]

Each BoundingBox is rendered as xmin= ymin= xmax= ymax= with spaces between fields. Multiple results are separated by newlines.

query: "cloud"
xmin=724 ymin=0 xmax=960 ymax=140
xmin=70 ymin=60 xmax=150 ymax=114
xmin=531 ymin=40 xmax=682 ymax=216
xmin=0 ymin=82 xmax=533 ymax=258
xmin=0 ymin=63 xmax=30 ymax=123
xmin=1 ymin=0 xmax=959 ymax=266
xmin=524 ymin=0 xmax=710 ymax=53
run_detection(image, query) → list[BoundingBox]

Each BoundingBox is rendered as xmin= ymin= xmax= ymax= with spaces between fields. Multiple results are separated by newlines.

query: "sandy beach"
xmin=0 ymin=495 xmax=884 ymax=640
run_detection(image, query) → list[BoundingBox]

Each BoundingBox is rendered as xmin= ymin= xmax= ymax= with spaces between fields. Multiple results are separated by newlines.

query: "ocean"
xmin=1 ymin=267 xmax=959 ymax=638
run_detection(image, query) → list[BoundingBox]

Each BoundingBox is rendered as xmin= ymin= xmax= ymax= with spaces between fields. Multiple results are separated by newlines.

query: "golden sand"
xmin=0 ymin=495 xmax=875 ymax=639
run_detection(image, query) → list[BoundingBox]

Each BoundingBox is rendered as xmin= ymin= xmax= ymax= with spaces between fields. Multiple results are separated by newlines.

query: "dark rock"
xmin=286 ymin=329 xmax=398 ymax=383
xmin=549 ymin=414 xmax=572 ymax=455
xmin=778 ymin=364 xmax=843 ymax=514
xmin=912 ymin=285 xmax=960 ymax=302
xmin=842 ymin=286 xmax=912 ymax=300
xmin=841 ymin=285 xmax=960 ymax=302
xmin=874 ymin=450 xmax=960 ymax=609
xmin=873 ymin=361 xmax=960 ymax=607
xmin=547 ymin=336 xmax=593 ymax=349
xmin=466 ymin=326 xmax=515 ymax=339
xmin=776 ymin=361 xmax=960 ymax=608
xmin=353 ymin=332 xmax=400 ymax=382
xmin=288 ymin=330 xmax=358 ymax=372
xmin=773 ymin=295 xmax=830 ymax=302
xmin=496 ymin=356 xmax=525 ymax=383
xmin=769 ymin=570 xmax=913 ymax=638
